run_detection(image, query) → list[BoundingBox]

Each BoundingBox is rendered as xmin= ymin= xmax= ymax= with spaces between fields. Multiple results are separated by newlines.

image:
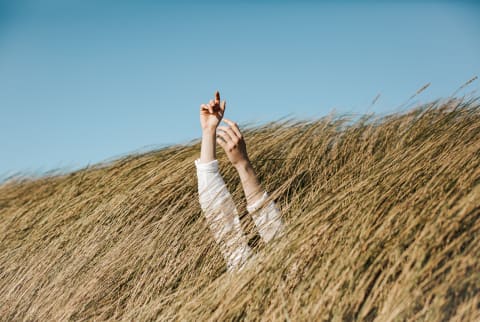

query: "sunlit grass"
xmin=1 ymin=97 xmax=479 ymax=321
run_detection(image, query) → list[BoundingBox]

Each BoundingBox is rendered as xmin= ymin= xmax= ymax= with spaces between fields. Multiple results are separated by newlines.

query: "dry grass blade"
xmin=1 ymin=97 xmax=479 ymax=321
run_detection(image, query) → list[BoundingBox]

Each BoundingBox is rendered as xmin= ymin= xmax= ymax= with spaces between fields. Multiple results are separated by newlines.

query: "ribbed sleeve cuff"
xmin=247 ymin=191 xmax=269 ymax=213
xmin=194 ymin=158 xmax=219 ymax=173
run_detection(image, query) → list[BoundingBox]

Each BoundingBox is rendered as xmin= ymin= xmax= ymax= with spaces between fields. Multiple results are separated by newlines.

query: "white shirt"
xmin=195 ymin=159 xmax=284 ymax=272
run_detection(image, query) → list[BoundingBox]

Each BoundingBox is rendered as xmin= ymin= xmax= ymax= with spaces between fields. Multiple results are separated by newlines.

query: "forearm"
xmin=195 ymin=158 xmax=252 ymax=271
xmin=235 ymin=161 xmax=264 ymax=206
xmin=200 ymin=128 xmax=216 ymax=163
xmin=236 ymin=160 xmax=284 ymax=242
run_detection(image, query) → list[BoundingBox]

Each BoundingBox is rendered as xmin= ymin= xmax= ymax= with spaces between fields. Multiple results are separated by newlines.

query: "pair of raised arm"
xmin=196 ymin=91 xmax=284 ymax=272
xmin=199 ymin=91 xmax=264 ymax=206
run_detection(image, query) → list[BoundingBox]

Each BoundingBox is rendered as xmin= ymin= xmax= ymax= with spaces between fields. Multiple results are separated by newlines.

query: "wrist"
xmin=202 ymin=126 xmax=217 ymax=135
xmin=200 ymin=128 xmax=217 ymax=163
xmin=234 ymin=159 xmax=253 ymax=175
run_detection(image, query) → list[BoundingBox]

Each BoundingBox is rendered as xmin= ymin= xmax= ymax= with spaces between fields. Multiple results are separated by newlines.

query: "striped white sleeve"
xmin=195 ymin=159 xmax=252 ymax=271
xmin=247 ymin=191 xmax=285 ymax=243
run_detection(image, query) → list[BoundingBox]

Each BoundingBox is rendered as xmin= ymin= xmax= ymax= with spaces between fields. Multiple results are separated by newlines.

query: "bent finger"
xmin=216 ymin=137 xmax=227 ymax=149
xmin=219 ymin=125 xmax=238 ymax=141
xmin=217 ymin=130 xmax=233 ymax=144
xmin=217 ymin=126 xmax=237 ymax=141
xmin=208 ymin=100 xmax=215 ymax=113
xmin=222 ymin=118 xmax=242 ymax=138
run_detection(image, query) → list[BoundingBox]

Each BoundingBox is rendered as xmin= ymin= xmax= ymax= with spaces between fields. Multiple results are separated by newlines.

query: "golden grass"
xmin=1 ymin=98 xmax=479 ymax=321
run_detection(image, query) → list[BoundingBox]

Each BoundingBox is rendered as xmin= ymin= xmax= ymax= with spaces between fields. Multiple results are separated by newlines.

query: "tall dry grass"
xmin=1 ymin=98 xmax=479 ymax=321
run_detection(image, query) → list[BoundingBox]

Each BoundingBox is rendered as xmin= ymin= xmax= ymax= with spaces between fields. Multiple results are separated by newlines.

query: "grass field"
xmin=1 ymin=98 xmax=479 ymax=321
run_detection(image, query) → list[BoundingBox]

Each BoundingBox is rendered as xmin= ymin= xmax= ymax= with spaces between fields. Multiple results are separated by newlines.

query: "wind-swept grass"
xmin=1 ymin=98 xmax=479 ymax=321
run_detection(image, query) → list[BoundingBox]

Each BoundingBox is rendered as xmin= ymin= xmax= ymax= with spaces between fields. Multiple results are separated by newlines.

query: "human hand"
xmin=200 ymin=91 xmax=226 ymax=132
xmin=216 ymin=118 xmax=251 ymax=168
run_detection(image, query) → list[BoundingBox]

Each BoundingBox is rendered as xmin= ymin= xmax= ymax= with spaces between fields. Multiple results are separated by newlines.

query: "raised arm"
xmin=217 ymin=118 xmax=263 ymax=205
xmin=196 ymin=91 xmax=252 ymax=272
xmin=217 ymin=118 xmax=285 ymax=243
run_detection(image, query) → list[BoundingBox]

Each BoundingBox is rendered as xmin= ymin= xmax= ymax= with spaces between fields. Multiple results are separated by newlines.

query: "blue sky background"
xmin=1 ymin=0 xmax=479 ymax=178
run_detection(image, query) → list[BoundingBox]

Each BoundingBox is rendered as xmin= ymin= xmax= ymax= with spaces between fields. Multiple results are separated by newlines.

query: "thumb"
xmin=220 ymin=100 xmax=226 ymax=113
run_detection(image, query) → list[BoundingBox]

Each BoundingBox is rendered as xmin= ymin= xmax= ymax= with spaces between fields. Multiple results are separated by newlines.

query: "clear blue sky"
xmin=1 ymin=0 xmax=479 ymax=178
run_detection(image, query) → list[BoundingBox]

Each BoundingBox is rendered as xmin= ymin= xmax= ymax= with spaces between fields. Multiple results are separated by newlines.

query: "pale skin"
xmin=199 ymin=91 xmax=264 ymax=206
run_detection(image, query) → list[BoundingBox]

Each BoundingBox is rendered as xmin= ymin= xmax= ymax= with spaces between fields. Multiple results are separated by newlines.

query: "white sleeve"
xmin=247 ymin=191 xmax=285 ymax=243
xmin=195 ymin=159 xmax=252 ymax=271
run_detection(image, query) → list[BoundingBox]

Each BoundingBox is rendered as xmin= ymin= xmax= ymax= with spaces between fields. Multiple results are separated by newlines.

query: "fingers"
xmin=216 ymin=130 xmax=233 ymax=148
xmin=218 ymin=125 xmax=238 ymax=143
xmin=216 ymin=137 xmax=226 ymax=150
xmin=208 ymin=100 xmax=215 ymax=113
xmin=222 ymin=118 xmax=242 ymax=138
xmin=200 ymin=92 xmax=224 ymax=115
xmin=200 ymin=106 xmax=214 ymax=114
